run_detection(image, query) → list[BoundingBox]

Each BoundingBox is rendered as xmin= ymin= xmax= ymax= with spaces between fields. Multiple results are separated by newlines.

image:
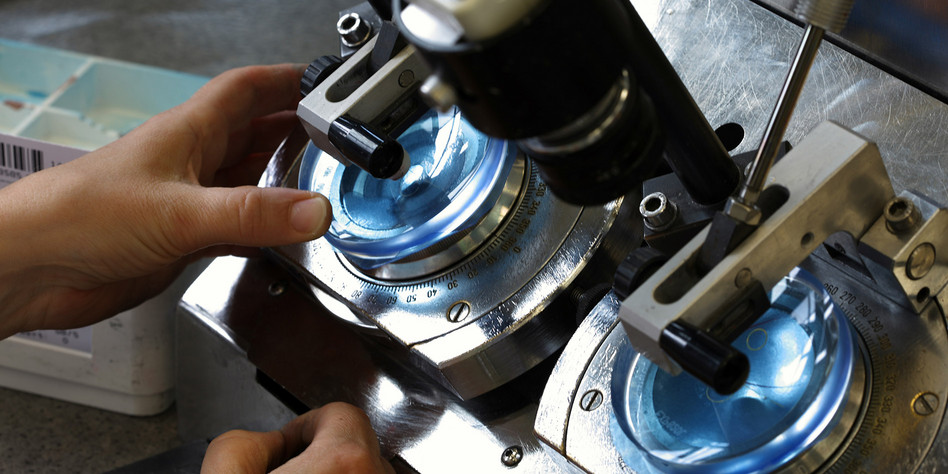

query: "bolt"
xmin=337 ymin=13 xmax=372 ymax=48
xmin=906 ymin=243 xmax=936 ymax=280
xmin=639 ymin=192 xmax=678 ymax=231
xmin=420 ymin=75 xmax=457 ymax=112
xmin=268 ymin=281 xmax=286 ymax=296
xmin=501 ymin=445 xmax=523 ymax=467
xmin=884 ymin=196 xmax=920 ymax=234
xmin=734 ymin=268 xmax=754 ymax=289
xmin=398 ymin=70 xmax=415 ymax=88
xmin=913 ymin=392 xmax=939 ymax=416
xmin=446 ymin=301 xmax=472 ymax=323
xmin=724 ymin=197 xmax=762 ymax=226
xmin=580 ymin=389 xmax=603 ymax=411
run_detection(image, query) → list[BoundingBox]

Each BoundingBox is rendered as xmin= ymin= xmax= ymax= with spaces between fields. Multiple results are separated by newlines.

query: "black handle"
xmin=660 ymin=320 xmax=749 ymax=395
xmin=328 ymin=115 xmax=407 ymax=179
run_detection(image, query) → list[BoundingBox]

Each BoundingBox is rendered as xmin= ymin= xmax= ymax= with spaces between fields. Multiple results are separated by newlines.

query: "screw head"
xmin=446 ymin=301 xmax=472 ymax=323
xmin=398 ymin=70 xmax=415 ymax=88
xmin=640 ymin=192 xmax=678 ymax=231
xmin=724 ymin=197 xmax=762 ymax=226
xmin=734 ymin=268 xmax=754 ymax=289
xmin=501 ymin=445 xmax=523 ymax=467
xmin=580 ymin=389 xmax=604 ymax=411
xmin=884 ymin=197 xmax=920 ymax=234
xmin=907 ymin=243 xmax=936 ymax=280
xmin=337 ymin=12 xmax=372 ymax=47
xmin=913 ymin=392 xmax=939 ymax=416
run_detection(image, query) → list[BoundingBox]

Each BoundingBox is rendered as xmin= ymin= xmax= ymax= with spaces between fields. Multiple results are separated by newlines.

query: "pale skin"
xmin=0 ymin=64 xmax=392 ymax=473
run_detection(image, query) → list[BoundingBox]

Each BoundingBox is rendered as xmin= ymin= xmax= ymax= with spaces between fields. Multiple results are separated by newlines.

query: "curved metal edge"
xmin=534 ymin=292 xmax=621 ymax=458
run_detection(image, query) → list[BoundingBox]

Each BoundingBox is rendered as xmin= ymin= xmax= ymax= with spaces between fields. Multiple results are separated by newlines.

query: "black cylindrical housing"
xmin=527 ymin=81 xmax=664 ymax=204
xmin=660 ymin=320 xmax=749 ymax=395
xmin=621 ymin=6 xmax=740 ymax=204
xmin=396 ymin=0 xmax=630 ymax=139
xmin=396 ymin=0 xmax=739 ymax=205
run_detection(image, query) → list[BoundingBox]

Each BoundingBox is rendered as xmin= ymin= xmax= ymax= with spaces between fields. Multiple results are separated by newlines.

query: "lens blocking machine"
xmin=177 ymin=0 xmax=948 ymax=472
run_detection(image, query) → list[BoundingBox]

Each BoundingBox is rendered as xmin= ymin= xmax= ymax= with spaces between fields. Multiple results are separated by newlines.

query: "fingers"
xmin=202 ymin=429 xmax=287 ymax=474
xmin=201 ymin=403 xmax=391 ymax=474
xmin=222 ymin=110 xmax=300 ymax=170
xmin=187 ymin=63 xmax=305 ymax=142
xmin=276 ymin=403 xmax=393 ymax=474
xmin=178 ymin=185 xmax=332 ymax=251
xmin=180 ymin=64 xmax=305 ymax=178
xmin=211 ymin=152 xmax=274 ymax=188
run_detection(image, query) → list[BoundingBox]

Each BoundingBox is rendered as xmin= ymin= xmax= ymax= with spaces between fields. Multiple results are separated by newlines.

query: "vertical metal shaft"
xmin=739 ymin=24 xmax=825 ymax=208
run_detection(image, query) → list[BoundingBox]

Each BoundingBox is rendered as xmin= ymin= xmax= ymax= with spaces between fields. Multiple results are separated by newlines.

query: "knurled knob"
xmin=300 ymin=55 xmax=343 ymax=97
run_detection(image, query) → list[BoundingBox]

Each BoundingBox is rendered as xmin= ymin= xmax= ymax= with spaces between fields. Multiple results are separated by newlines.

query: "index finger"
xmin=185 ymin=63 xmax=305 ymax=144
xmin=278 ymin=403 xmax=392 ymax=473
xmin=201 ymin=429 xmax=288 ymax=473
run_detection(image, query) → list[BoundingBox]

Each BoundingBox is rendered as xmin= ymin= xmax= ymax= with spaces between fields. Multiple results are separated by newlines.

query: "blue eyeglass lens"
xmin=613 ymin=268 xmax=857 ymax=473
xmin=299 ymin=107 xmax=515 ymax=268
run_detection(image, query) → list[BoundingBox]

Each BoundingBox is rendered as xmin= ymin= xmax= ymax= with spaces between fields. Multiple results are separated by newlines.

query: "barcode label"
xmin=0 ymin=133 xmax=85 ymax=189
xmin=0 ymin=141 xmax=44 ymax=173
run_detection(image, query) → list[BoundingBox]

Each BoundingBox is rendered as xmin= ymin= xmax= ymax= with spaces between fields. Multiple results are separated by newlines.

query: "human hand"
xmin=0 ymin=64 xmax=331 ymax=338
xmin=202 ymin=402 xmax=394 ymax=474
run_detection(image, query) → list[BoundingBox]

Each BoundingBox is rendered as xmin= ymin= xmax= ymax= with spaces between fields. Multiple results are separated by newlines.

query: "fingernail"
xmin=291 ymin=194 xmax=331 ymax=236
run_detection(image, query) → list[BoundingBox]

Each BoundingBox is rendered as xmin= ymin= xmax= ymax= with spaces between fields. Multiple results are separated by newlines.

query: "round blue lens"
xmin=613 ymin=268 xmax=857 ymax=473
xmin=299 ymin=107 xmax=516 ymax=269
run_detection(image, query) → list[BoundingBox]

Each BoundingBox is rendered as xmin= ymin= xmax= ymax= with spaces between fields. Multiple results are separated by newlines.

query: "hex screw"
xmin=884 ymin=196 xmax=920 ymax=234
xmin=446 ymin=301 xmax=472 ymax=323
xmin=640 ymin=192 xmax=678 ymax=231
xmin=913 ymin=392 xmax=939 ymax=416
xmin=580 ymin=389 xmax=604 ymax=411
xmin=337 ymin=13 xmax=372 ymax=48
xmin=501 ymin=445 xmax=523 ymax=467
xmin=906 ymin=243 xmax=936 ymax=280
xmin=268 ymin=281 xmax=286 ymax=297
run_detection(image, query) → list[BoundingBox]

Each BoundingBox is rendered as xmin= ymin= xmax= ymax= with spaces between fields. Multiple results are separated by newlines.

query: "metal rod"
xmin=739 ymin=24 xmax=825 ymax=207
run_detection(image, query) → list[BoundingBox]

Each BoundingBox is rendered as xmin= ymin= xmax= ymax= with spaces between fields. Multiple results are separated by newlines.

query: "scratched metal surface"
xmin=634 ymin=0 xmax=948 ymax=205
xmin=757 ymin=0 xmax=948 ymax=98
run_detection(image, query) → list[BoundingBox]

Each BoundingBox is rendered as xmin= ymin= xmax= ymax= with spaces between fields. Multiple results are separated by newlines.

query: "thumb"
xmin=184 ymin=186 xmax=332 ymax=250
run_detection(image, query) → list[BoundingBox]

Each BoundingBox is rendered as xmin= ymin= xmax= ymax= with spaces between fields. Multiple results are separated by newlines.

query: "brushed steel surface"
xmin=758 ymin=0 xmax=948 ymax=97
xmin=179 ymin=256 xmax=569 ymax=473
xmin=635 ymin=0 xmax=948 ymax=205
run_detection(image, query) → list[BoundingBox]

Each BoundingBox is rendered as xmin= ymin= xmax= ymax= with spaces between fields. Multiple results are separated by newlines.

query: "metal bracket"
xmin=296 ymin=35 xmax=430 ymax=167
xmin=619 ymin=121 xmax=894 ymax=374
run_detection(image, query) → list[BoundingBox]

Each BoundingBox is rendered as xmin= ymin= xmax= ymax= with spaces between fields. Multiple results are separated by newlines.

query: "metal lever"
xmin=726 ymin=0 xmax=855 ymax=224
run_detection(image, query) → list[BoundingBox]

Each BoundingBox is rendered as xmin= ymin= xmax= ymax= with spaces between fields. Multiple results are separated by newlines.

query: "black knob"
xmin=660 ymin=320 xmax=749 ymax=395
xmin=613 ymin=247 xmax=668 ymax=300
xmin=300 ymin=55 xmax=343 ymax=97
xmin=328 ymin=115 xmax=407 ymax=179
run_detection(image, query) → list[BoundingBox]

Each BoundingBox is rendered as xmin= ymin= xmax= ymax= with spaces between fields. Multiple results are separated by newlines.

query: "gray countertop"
xmin=0 ymin=1 xmax=350 ymax=471
xmin=0 ymin=387 xmax=179 ymax=473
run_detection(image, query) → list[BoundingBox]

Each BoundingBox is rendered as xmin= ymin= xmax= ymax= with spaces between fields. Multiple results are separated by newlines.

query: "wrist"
xmin=0 ymin=181 xmax=46 ymax=339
